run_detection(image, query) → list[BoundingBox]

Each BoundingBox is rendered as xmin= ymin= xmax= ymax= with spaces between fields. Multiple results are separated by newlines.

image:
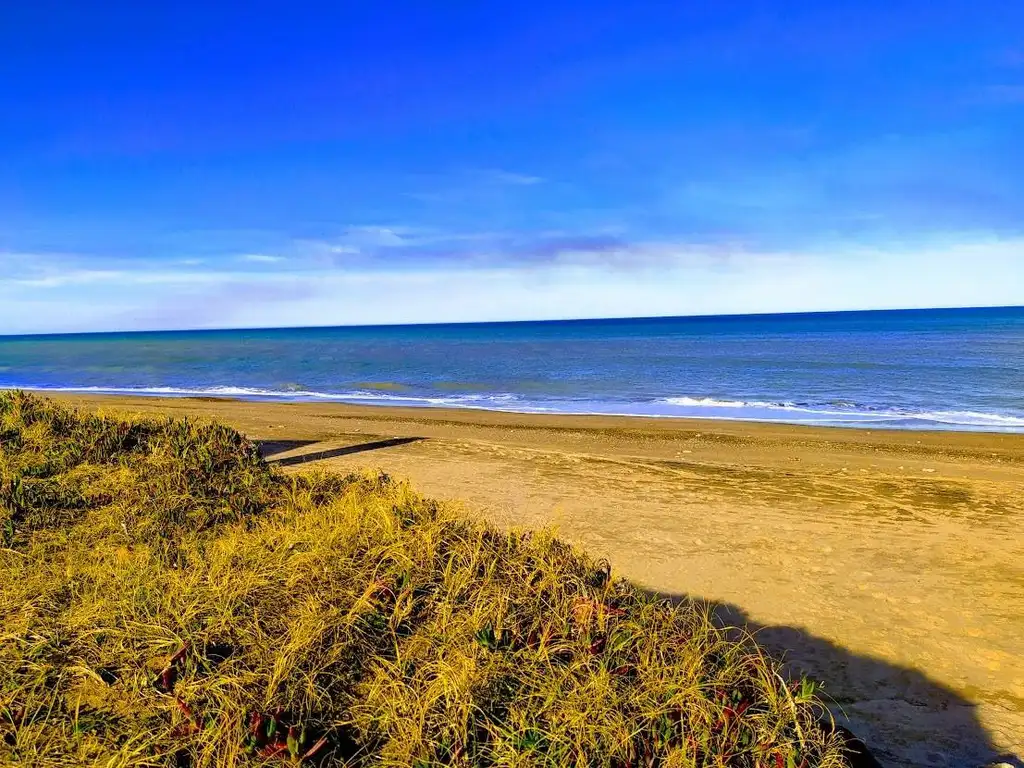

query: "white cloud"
xmin=237 ymin=253 xmax=285 ymax=263
xmin=342 ymin=226 xmax=418 ymax=247
xmin=6 ymin=269 xmax=232 ymax=289
xmin=487 ymin=170 xmax=545 ymax=186
xmin=0 ymin=237 xmax=1021 ymax=334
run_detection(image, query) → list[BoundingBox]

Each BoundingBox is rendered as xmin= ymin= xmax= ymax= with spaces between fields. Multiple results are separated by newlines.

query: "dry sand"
xmin=48 ymin=394 xmax=1024 ymax=767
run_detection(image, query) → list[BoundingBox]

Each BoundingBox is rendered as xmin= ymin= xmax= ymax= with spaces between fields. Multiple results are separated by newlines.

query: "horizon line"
xmin=2 ymin=303 xmax=1021 ymax=340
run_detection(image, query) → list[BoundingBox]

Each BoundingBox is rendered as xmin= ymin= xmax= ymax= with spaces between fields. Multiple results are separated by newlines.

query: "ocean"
xmin=1 ymin=307 xmax=1022 ymax=432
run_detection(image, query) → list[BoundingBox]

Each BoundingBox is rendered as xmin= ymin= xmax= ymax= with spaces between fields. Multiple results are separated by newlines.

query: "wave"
xmin=657 ymin=396 xmax=1024 ymax=428
xmin=899 ymin=409 xmax=1024 ymax=428
xmin=1 ymin=384 xmax=525 ymax=409
xmin=661 ymin=396 xmax=800 ymax=410
xmin=4 ymin=384 xmax=1024 ymax=431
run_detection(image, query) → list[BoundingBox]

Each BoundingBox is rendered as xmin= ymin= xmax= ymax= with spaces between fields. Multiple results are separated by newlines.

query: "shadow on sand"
xmin=258 ymin=437 xmax=426 ymax=467
xmin=651 ymin=592 xmax=1020 ymax=768
xmin=256 ymin=439 xmax=320 ymax=457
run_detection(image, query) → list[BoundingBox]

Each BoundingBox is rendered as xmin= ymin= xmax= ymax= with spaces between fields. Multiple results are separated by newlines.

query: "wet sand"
xmin=48 ymin=394 xmax=1024 ymax=767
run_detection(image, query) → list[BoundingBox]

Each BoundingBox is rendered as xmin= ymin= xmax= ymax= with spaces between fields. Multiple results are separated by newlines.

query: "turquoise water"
xmin=1 ymin=307 xmax=1023 ymax=431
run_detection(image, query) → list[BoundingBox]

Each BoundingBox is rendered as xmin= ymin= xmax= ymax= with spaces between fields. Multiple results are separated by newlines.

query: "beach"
xmin=44 ymin=393 xmax=1024 ymax=767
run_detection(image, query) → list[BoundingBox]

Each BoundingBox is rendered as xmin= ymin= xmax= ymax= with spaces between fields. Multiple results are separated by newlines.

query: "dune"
xmin=22 ymin=392 xmax=1024 ymax=766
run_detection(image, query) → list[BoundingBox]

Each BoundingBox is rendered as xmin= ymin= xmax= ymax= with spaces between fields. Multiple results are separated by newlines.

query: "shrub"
xmin=0 ymin=393 xmax=847 ymax=767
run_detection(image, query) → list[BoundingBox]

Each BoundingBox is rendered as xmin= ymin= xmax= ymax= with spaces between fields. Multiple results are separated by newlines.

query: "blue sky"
xmin=2 ymin=1 xmax=1023 ymax=333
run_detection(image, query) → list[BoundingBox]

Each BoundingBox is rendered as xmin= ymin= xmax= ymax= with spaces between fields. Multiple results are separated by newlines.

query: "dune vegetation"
xmin=0 ymin=391 xmax=850 ymax=767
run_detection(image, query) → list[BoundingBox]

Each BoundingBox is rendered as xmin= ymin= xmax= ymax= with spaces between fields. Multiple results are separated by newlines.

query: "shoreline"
xmin=30 ymin=391 xmax=1024 ymax=473
xmin=30 ymin=392 xmax=1024 ymax=765
xmin=10 ymin=386 xmax=1024 ymax=436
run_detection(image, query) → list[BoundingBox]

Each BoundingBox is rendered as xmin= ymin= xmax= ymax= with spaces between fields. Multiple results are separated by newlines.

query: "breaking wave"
xmin=4 ymin=384 xmax=1023 ymax=431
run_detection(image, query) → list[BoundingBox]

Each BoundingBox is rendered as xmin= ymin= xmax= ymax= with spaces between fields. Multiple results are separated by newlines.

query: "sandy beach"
xmin=46 ymin=393 xmax=1024 ymax=767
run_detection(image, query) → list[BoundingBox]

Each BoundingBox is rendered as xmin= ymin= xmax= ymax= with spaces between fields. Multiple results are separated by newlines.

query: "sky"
xmin=2 ymin=1 xmax=1023 ymax=334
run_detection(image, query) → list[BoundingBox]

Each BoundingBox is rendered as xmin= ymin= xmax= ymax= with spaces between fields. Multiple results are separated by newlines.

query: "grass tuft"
xmin=0 ymin=392 xmax=849 ymax=767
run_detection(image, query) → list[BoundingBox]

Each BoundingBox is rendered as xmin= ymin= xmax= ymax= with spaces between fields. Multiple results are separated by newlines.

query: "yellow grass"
xmin=0 ymin=392 xmax=847 ymax=767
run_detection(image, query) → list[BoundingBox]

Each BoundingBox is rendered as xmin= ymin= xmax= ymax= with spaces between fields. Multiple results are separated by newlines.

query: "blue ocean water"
xmin=1 ymin=307 xmax=1023 ymax=432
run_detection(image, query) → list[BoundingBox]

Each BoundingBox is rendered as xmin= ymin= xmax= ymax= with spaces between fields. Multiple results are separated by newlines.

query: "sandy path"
xmin=51 ymin=395 xmax=1024 ymax=767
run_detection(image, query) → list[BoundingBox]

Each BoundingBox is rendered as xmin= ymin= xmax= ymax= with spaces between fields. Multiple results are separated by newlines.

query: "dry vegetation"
xmin=0 ymin=391 xmax=849 ymax=767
